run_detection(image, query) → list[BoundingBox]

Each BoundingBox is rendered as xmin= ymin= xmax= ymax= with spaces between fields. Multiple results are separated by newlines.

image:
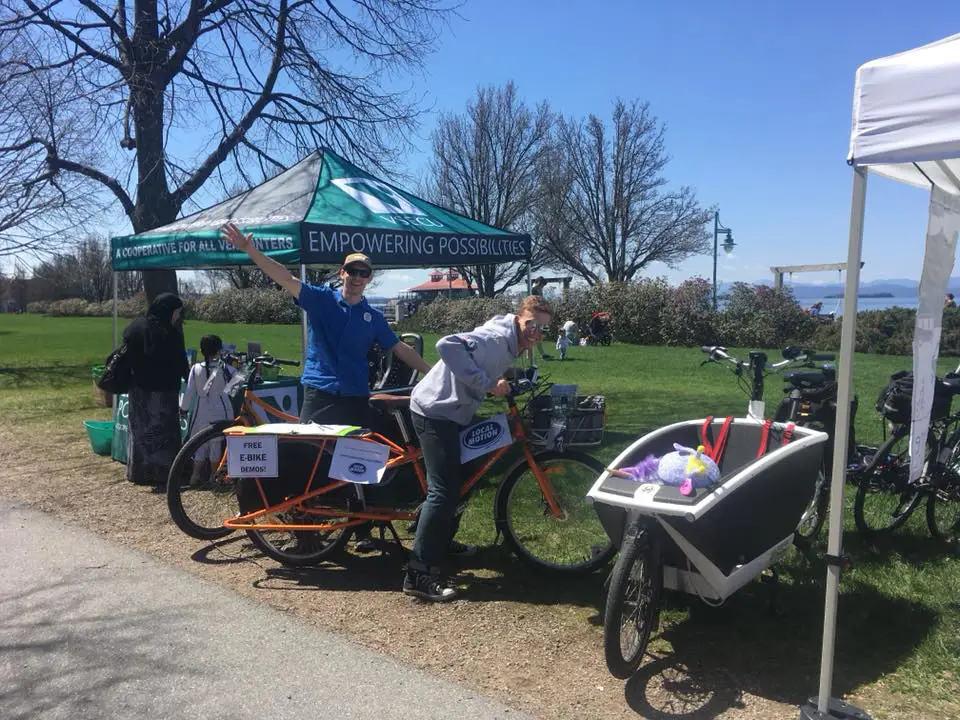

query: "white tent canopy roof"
xmin=849 ymin=32 xmax=960 ymax=192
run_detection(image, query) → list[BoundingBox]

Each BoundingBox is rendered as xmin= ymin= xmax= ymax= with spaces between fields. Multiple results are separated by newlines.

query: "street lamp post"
xmin=712 ymin=211 xmax=736 ymax=311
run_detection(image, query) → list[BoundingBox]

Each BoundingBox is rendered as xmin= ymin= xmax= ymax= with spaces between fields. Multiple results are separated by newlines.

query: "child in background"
xmin=556 ymin=329 xmax=569 ymax=360
xmin=180 ymin=334 xmax=234 ymax=486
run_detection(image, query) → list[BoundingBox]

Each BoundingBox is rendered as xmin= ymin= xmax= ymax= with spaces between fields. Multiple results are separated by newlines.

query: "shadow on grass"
xmin=842 ymin=526 xmax=957 ymax=568
xmin=0 ymin=364 xmax=89 ymax=388
xmin=620 ymin=573 xmax=939 ymax=718
xmin=190 ymin=534 xmax=260 ymax=566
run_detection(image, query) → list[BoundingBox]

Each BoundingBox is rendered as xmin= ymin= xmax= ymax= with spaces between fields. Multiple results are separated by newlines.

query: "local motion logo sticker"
xmin=463 ymin=421 xmax=504 ymax=450
xmin=348 ymin=461 xmax=367 ymax=475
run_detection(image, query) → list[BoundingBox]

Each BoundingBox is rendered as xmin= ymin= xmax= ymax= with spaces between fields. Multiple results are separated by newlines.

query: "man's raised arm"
xmin=220 ymin=223 xmax=301 ymax=299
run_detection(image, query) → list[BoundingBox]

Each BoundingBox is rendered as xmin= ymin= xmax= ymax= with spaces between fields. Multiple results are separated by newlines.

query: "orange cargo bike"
xmin=167 ymin=360 xmax=615 ymax=575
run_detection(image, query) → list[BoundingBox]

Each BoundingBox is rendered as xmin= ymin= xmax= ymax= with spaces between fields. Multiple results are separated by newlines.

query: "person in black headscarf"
xmin=123 ymin=293 xmax=189 ymax=491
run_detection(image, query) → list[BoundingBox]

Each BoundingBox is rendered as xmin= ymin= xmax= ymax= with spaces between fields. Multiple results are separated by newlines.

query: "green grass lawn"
xmin=2 ymin=313 xmax=959 ymax=711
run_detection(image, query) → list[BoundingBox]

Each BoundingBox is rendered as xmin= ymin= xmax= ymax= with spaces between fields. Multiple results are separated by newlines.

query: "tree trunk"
xmin=130 ymin=2 xmax=179 ymax=303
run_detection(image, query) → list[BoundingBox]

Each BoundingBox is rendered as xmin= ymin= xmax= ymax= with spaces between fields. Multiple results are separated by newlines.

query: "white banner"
xmin=329 ymin=437 xmax=389 ymax=484
xmin=460 ymin=413 xmax=513 ymax=463
xmin=911 ymin=186 xmax=960 ymax=482
xmin=226 ymin=434 xmax=278 ymax=478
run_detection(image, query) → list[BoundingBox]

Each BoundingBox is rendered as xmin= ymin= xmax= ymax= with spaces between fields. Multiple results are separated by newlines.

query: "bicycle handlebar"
xmin=224 ymin=352 xmax=300 ymax=368
xmin=700 ymin=345 xmax=832 ymax=370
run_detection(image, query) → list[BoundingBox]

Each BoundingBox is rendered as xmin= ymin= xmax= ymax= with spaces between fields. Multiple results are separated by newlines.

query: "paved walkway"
xmin=0 ymin=499 xmax=530 ymax=720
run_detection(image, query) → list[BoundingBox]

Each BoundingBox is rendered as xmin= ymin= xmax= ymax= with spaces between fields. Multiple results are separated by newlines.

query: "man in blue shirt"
xmin=220 ymin=223 xmax=431 ymax=426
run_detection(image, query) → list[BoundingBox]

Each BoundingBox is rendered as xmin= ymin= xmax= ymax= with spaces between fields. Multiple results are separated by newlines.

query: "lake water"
xmin=804 ymin=296 xmax=918 ymax=315
xmin=717 ymin=296 xmax=920 ymax=314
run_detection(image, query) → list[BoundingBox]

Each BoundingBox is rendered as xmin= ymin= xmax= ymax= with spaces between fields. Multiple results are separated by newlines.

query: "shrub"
xmin=25 ymin=301 xmax=50 ymax=314
xmin=661 ymin=277 xmax=716 ymax=346
xmin=46 ymin=298 xmax=92 ymax=316
xmin=194 ymin=288 xmax=300 ymax=324
xmin=716 ymin=283 xmax=815 ymax=348
xmin=397 ymin=296 xmax=513 ymax=336
xmin=117 ymin=293 xmax=148 ymax=318
xmin=552 ymin=279 xmax=671 ymax=345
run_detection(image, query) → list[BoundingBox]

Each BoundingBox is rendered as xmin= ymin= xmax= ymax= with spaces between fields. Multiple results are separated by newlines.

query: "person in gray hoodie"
xmin=404 ymin=295 xmax=553 ymax=602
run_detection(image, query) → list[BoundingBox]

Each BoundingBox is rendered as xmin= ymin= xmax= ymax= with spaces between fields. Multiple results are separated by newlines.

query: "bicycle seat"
xmin=942 ymin=373 xmax=960 ymax=392
xmin=369 ymin=393 xmax=412 ymax=410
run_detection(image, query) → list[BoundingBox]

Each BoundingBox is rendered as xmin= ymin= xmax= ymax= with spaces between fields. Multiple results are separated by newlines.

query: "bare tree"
xmin=116 ymin=268 xmax=142 ymax=300
xmin=76 ymin=235 xmax=113 ymax=302
xmin=540 ymin=100 xmax=712 ymax=285
xmin=0 ymin=0 xmax=450 ymax=301
xmin=0 ymin=38 xmax=99 ymax=258
xmin=428 ymin=82 xmax=552 ymax=297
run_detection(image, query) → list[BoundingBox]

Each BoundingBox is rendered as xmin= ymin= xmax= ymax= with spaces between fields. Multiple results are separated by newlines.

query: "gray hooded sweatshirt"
xmin=410 ymin=313 xmax=520 ymax=426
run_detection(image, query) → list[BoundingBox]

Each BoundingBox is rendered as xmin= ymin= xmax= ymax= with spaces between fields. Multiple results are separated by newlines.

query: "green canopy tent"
xmin=109 ymin=148 xmax=533 ymax=348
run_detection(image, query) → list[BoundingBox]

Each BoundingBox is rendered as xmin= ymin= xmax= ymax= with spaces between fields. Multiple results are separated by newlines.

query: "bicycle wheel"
xmin=854 ymin=428 xmax=925 ymax=535
xmin=247 ymin=516 xmax=352 ymax=567
xmin=167 ymin=422 xmax=238 ymax=540
xmin=603 ymin=524 xmax=662 ymax=679
xmin=242 ymin=440 xmax=353 ymax=567
xmin=927 ymin=433 xmax=960 ymax=546
xmin=795 ymin=462 xmax=829 ymax=544
xmin=495 ymin=450 xmax=614 ymax=573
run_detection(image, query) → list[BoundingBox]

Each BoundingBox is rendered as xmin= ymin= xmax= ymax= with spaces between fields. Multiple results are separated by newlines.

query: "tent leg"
xmin=801 ymin=167 xmax=872 ymax=720
xmin=112 ymin=272 xmax=118 ymax=348
xmin=526 ymin=263 xmax=533 ymax=366
xmin=112 ymin=273 xmax=118 ymax=417
xmin=300 ymin=265 xmax=308 ymax=359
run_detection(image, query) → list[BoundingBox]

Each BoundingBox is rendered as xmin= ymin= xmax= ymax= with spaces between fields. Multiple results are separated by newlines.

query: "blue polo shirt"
xmin=297 ymin=283 xmax=398 ymax=396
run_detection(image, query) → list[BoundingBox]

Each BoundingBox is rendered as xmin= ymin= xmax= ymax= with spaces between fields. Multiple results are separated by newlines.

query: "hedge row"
xmin=25 ymin=289 xmax=294 ymax=325
xmin=401 ymin=282 xmax=960 ymax=357
xmin=400 ymin=279 xmax=817 ymax=350
xmin=25 ymin=283 xmax=960 ymax=356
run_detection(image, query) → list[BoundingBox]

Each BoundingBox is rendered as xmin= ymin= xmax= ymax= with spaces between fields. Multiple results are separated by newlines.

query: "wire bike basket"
xmin=524 ymin=384 xmax=606 ymax=450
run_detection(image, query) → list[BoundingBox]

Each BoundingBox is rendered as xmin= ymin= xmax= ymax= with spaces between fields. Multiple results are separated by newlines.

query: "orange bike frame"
xmin=222 ymin=400 xmax=565 ymax=532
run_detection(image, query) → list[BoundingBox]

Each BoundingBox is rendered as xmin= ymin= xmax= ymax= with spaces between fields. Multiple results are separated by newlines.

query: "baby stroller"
xmin=584 ymin=311 xmax=612 ymax=346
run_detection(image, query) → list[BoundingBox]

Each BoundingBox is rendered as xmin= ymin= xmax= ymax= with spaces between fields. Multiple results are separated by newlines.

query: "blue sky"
xmin=11 ymin=1 xmax=959 ymax=298
xmin=371 ymin=0 xmax=960 ymax=296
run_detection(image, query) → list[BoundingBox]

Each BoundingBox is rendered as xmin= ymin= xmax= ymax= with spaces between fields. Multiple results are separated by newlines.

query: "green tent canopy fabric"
xmin=110 ymin=149 xmax=531 ymax=270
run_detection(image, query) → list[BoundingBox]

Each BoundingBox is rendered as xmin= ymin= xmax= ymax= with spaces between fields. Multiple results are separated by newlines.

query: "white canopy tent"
xmin=811 ymin=33 xmax=960 ymax=720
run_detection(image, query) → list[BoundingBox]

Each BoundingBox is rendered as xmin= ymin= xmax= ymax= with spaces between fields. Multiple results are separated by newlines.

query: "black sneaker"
xmin=402 ymin=572 xmax=457 ymax=602
xmin=448 ymin=540 xmax=477 ymax=558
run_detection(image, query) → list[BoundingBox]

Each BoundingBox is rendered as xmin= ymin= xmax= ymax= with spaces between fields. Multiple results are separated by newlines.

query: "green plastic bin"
xmin=83 ymin=420 xmax=115 ymax=456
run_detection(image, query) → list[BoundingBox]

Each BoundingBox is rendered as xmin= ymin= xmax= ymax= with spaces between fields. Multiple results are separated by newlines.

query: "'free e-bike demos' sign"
xmin=459 ymin=413 xmax=513 ymax=463
xmin=226 ymin=434 xmax=278 ymax=477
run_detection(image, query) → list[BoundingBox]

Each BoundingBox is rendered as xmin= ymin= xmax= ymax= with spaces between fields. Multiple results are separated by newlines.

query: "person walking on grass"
xmin=530 ymin=277 xmax=552 ymax=360
xmin=404 ymin=294 xmax=553 ymax=602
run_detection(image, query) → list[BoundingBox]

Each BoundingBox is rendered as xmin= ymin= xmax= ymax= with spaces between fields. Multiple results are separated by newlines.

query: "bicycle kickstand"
xmin=379 ymin=522 xmax=407 ymax=559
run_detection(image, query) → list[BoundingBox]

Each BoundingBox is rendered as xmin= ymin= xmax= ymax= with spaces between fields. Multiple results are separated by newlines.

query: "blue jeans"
xmin=409 ymin=412 xmax=462 ymax=574
xmin=300 ymin=385 xmax=371 ymax=428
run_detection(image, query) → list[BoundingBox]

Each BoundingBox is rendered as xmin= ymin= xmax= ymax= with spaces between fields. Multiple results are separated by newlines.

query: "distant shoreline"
xmin=823 ymin=292 xmax=895 ymax=299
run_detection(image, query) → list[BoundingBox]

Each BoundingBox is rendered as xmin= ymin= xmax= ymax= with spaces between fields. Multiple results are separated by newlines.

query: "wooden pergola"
xmin=769 ymin=262 xmax=864 ymax=292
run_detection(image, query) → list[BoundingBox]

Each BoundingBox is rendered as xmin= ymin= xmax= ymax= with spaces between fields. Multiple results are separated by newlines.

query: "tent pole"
xmin=300 ymin=265 xmax=308 ymax=359
xmin=805 ymin=166 xmax=869 ymax=720
xmin=526 ymin=263 xmax=533 ymax=366
xmin=112 ymin=272 xmax=118 ymax=348
xmin=112 ymin=272 xmax=118 ymax=417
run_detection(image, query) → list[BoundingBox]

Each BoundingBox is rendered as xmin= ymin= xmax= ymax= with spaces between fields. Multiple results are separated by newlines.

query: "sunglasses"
xmin=343 ymin=266 xmax=372 ymax=279
xmin=525 ymin=322 xmax=550 ymax=333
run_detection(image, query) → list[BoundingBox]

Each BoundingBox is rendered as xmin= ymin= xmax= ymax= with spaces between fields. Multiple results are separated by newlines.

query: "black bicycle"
xmin=853 ymin=371 xmax=960 ymax=540
xmin=701 ymin=345 xmax=846 ymax=543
